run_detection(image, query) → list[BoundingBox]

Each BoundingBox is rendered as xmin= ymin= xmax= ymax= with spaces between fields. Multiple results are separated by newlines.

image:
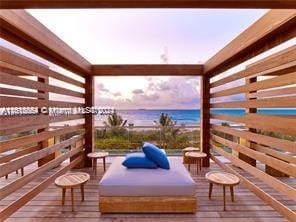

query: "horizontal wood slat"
xmin=210 ymin=154 xmax=296 ymax=222
xmin=0 ymin=87 xmax=46 ymax=99
xmin=0 ymin=11 xmax=91 ymax=75
xmin=211 ymin=71 xmax=296 ymax=98
xmin=0 ymin=134 xmax=84 ymax=177
xmin=0 ymin=95 xmax=84 ymax=108
xmin=0 ymin=47 xmax=85 ymax=88
xmin=210 ymin=96 xmax=296 ymax=108
xmin=1 ymin=1 xmax=296 ymax=9
xmin=210 ymin=124 xmax=296 ymax=154
xmin=248 ymin=86 xmax=296 ymax=99
xmin=0 ymin=155 xmax=84 ymax=221
xmin=0 ymin=124 xmax=48 ymax=137
xmin=211 ymin=114 xmax=296 ymax=136
xmin=210 ymin=45 xmax=296 ymax=88
xmin=92 ymin=64 xmax=204 ymax=76
xmin=205 ymin=11 xmax=296 ymax=77
xmin=0 ymin=71 xmax=84 ymax=98
xmin=252 ymin=143 xmax=296 ymax=165
xmin=0 ymin=145 xmax=40 ymax=163
xmin=0 ymin=124 xmax=84 ymax=153
xmin=0 ymin=114 xmax=84 ymax=132
xmin=211 ymin=134 xmax=296 ymax=177
xmin=210 ymin=143 xmax=296 ymax=201
xmin=0 ymin=145 xmax=84 ymax=200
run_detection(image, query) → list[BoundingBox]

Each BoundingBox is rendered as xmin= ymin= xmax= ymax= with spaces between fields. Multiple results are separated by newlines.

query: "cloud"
xmin=132 ymin=89 xmax=144 ymax=94
xmin=113 ymin=92 xmax=122 ymax=97
xmin=96 ymin=83 xmax=109 ymax=92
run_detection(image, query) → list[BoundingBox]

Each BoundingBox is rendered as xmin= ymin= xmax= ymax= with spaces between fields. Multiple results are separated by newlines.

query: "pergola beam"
xmin=91 ymin=64 xmax=204 ymax=76
xmin=204 ymin=9 xmax=296 ymax=77
xmin=0 ymin=10 xmax=91 ymax=76
xmin=1 ymin=0 xmax=295 ymax=9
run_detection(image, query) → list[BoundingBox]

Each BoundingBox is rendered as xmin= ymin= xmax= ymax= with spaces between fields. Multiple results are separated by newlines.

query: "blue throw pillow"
xmin=122 ymin=152 xmax=158 ymax=169
xmin=142 ymin=142 xmax=170 ymax=169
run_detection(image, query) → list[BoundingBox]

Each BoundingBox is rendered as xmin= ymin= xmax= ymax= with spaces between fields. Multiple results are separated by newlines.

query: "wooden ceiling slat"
xmin=91 ymin=64 xmax=204 ymax=76
xmin=0 ymin=10 xmax=91 ymax=76
xmin=204 ymin=9 xmax=296 ymax=77
xmin=0 ymin=0 xmax=295 ymax=9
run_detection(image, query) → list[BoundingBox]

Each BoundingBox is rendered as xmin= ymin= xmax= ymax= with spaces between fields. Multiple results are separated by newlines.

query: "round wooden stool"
xmin=87 ymin=152 xmax=109 ymax=174
xmin=205 ymin=171 xmax=240 ymax=211
xmin=185 ymin=152 xmax=207 ymax=174
xmin=55 ymin=172 xmax=90 ymax=211
xmin=182 ymin=147 xmax=199 ymax=164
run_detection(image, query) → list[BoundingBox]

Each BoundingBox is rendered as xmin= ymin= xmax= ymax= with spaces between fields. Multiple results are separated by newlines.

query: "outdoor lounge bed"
xmin=99 ymin=157 xmax=197 ymax=213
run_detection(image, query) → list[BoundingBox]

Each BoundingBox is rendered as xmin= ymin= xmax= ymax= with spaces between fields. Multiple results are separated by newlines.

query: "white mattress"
xmin=99 ymin=157 xmax=196 ymax=196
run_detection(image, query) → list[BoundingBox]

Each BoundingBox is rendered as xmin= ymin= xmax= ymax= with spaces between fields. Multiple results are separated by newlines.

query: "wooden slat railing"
xmin=0 ymin=47 xmax=86 ymax=219
xmin=209 ymin=40 xmax=296 ymax=221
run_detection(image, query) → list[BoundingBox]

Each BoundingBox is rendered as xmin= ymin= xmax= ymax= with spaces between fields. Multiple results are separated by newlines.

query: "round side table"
xmin=205 ymin=171 xmax=240 ymax=211
xmin=87 ymin=152 xmax=109 ymax=174
xmin=55 ymin=172 xmax=90 ymax=211
xmin=185 ymin=152 xmax=207 ymax=174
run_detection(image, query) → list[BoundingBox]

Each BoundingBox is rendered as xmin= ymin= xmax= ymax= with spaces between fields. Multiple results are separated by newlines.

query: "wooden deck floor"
xmin=1 ymin=157 xmax=295 ymax=222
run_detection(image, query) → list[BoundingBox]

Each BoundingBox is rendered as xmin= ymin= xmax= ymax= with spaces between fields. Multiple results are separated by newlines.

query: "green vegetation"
xmin=95 ymin=112 xmax=200 ymax=154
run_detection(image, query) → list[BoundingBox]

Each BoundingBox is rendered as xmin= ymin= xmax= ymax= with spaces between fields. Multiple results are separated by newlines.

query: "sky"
xmin=3 ymin=9 xmax=289 ymax=109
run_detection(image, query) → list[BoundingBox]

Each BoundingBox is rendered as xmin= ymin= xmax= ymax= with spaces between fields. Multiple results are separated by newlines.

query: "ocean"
xmin=95 ymin=109 xmax=296 ymax=126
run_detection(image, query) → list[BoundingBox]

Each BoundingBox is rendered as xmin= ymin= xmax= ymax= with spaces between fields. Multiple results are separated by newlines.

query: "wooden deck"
xmin=1 ymin=157 xmax=295 ymax=222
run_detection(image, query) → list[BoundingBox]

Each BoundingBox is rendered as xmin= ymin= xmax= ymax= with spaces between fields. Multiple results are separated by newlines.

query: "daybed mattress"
xmin=99 ymin=157 xmax=196 ymax=196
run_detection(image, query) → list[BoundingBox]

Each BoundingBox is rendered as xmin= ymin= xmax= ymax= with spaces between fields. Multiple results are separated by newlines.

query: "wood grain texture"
xmin=0 ymin=155 xmax=84 ymax=221
xmin=0 ymin=124 xmax=84 ymax=153
xmin=210 ymin=96 xmax=296 ymax=108
xmin=84 ymin=76 xmax=94 ymax=167
xmin=211 ymin=134 xmax=296 ymax=177
xmin=1 ymin=0 xmax=296 ymax=9
xmin=99 ymin=196 xmax=197 ymax=213
xmin=0 ymin=135 xmax=84 ymax=177
xmin=92 ymin=64 xmax=203 ymax=76
xmin=211 ymin=144 xmax=296 ymax=202
xmin=0 ymin=47 xmax=85 ymax=88
xmin=211 ymin=114 xmax=296 ymax=136
xmin=205 ymin=10 xmax=296 ymax=77
xmin=211 ymin=71 xmax=296 ymax=98
xmin=210 ymin=45 xmax=296 ymax=88
xmin=210 ymin=124 xmax=296 ymax=154
xmin=0 ymin=10 xmax=91 ymax=76
xmin=200 ymin=76 xmax=210 ymax=167
xmin=211 ymin=154 xmax=296 ymax=222
xmin=0 ymin=71 xmax=84 ymax=98
xmin=1 ymin=160 xmax=295 ymax=221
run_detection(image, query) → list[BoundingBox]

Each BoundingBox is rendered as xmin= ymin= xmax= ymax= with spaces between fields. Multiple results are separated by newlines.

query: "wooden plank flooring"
xmin=1 ymin=157 xmax=295 ymax=222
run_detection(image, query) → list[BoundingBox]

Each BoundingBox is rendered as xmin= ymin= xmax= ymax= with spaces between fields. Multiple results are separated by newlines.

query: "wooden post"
xmin=85 ymin=75 xmax=94 ymax=167
xmin=200 ymin=76 xmax=210 ymax=167
xmin=239 ymin=77 xmax=257 ymax=166
xmin=37 ymin=76 xmax=52 ymax=167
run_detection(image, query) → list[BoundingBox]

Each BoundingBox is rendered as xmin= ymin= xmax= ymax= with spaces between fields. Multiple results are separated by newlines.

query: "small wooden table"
xmin=182 ymin=147 xmax=200 ymax=164
xmin=55 ymin=172 xmax=90 ymax=211
xmin=205 ymin=171 xmax=240 ymax=211
xmin=185 ymin=152 xmax=207 ymax=174
xmin=87 ymin=152 xmax=109 ymax=174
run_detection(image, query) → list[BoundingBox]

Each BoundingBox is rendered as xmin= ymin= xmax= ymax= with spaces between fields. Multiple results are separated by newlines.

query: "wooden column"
xmin=84 ymin=75 xmax=94 ymax=167
xmin=200 ymin=76 xmax=210 ymax=167
xmin=37 ymin=76 xmax=52 ymax=167
xmin=240 ymin=77 xmax=257 ymax=166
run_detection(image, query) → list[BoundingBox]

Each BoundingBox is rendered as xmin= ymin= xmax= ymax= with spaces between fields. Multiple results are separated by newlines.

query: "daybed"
xmin=99 ymin=157 xmax=197 ymax=213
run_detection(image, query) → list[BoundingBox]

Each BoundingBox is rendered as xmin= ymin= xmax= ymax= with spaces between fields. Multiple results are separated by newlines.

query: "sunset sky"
xmin=2 ymin=9 xmax=293 ymax=109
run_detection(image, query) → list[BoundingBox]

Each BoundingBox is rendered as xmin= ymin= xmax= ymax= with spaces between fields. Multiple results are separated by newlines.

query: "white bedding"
xmin=99 ymin=157 xmax=196 ymax=196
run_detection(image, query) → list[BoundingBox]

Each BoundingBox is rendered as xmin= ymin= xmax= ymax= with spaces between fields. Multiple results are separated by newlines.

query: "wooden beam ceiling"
xmin=0 ymin=10 xmax=91 ymax=76
xmin=91 ymin=64 xmax=204 ymax=76
xmin=1 ymin=0 xmax=295 ymax=9
xmin=204 ymin=9 xmax=296 ymax=77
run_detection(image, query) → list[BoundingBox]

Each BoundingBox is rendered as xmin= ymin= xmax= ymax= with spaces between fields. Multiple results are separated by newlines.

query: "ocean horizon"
xmin=95 ymin=108 xmax=296 ymax=126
